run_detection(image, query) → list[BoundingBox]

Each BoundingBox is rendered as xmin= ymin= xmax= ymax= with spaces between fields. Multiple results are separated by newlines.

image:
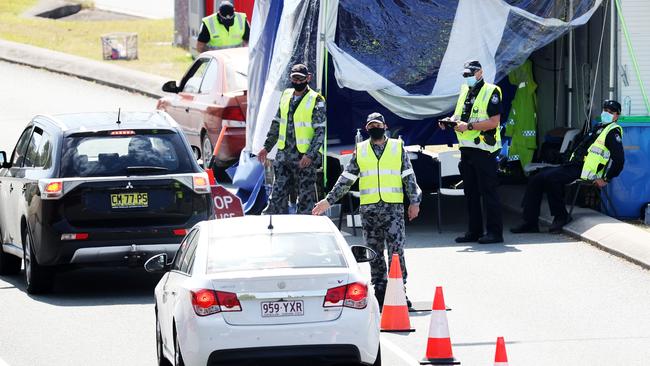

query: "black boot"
xmin=549 ymin=216 xmax=572 ymax=233
xmin=455 ymin=232 xmax=482 ymax=243
xmin=478 ymin=233 xmax=504 ymax=244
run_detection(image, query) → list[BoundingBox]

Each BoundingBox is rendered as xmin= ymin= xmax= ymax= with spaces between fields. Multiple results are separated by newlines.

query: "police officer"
xmin=511 ymin=100 xmax=625 ymax=233
xmin=257 ymin=64 xmax=326 ymax=214
xmin=312 ymin=113 xmax=422 ymax=308
xmin=196 ymin=1 xmax=250 ymax=53
xmin=440 ymin=60 xmax=504 ymax=244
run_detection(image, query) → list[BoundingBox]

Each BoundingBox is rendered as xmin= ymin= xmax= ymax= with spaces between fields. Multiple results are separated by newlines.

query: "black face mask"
xmin=292 ymin=81 xmax=308 ymax=92
xmin=219 ymin=15 xmax=234 ymax=27
xmin=368 ymin=127 xmax=386 ymax=140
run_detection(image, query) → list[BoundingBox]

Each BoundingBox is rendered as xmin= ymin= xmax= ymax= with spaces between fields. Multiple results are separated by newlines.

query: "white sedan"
xmin=146 ymin=215 xmax=381 ymax=366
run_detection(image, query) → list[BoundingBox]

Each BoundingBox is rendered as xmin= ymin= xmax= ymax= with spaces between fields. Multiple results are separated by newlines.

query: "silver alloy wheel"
xmin=201 ymin=135 xmax=212 ymax=167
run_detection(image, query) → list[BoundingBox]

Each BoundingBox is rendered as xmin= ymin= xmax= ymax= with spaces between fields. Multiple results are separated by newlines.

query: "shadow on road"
xmin=0 ymin=267 xmax=162 ymax=306
xmin=339 ymin=194 xmax=575 ymax=249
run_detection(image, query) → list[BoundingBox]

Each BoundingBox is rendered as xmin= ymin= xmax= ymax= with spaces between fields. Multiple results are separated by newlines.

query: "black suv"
xmin=0 ymin=111 xmax=211 ymax=293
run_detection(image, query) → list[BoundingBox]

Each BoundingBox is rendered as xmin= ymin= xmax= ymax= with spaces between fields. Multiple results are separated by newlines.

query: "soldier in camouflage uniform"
xmin=257 ymin=64 xmax=326 ymax=214
xmin=312 ymin=112 xmax=421 ymax=308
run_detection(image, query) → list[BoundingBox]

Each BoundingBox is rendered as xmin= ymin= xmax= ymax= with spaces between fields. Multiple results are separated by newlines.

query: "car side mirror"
xmin=144 ymin=253 xmax=171 ymax=273
xmin=162 ymin=81 xmax=179 ymax=93
xmin=0 ymin=151 xmax=9 ymax=168
xmin=350 ymin=245 xmax=377 ymax=263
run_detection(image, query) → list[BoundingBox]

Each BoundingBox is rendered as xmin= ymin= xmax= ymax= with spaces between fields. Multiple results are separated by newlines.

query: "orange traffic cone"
xmin=380 ymin=254 xmax=414 ymax=332
xmin=494 ymin=337 xmax=508 ymax=366
xmin=420 ymin=286 xmax=460 ymax=365
xmin=206 ymin=168 xmax=217 ymax=186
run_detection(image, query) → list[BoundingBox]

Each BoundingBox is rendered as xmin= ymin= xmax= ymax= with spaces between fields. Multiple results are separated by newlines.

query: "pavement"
xmin=1 ymin=38 xmax=649 ymax=270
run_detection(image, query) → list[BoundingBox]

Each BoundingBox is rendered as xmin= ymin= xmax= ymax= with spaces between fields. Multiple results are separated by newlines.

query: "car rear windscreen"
xmin=60 ymin=130 xmax=195 ymax=177
xmin=206 ymin=233 xmax=347 ymax=273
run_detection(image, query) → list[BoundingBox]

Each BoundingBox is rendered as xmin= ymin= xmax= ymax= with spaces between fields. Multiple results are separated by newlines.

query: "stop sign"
xmin=211 ymin=185 xmax=244 ymax=219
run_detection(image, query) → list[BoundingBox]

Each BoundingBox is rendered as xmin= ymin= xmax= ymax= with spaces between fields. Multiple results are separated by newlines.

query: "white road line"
xmin=381 ymin=335 xmax=421 ymax=366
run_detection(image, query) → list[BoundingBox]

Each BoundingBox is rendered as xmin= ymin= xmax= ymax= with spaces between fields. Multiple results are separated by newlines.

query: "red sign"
xmin=211 ymin=185 xmax=244 ymax=219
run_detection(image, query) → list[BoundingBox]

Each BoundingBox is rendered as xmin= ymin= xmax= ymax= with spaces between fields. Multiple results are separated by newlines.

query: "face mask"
xmin=292 ymin=81 xmax=308 ymax=92
xmin=219 ymin=14 xmax=234 ymax=27
xmin=600 ymin=111 xmax=614 ymax=124
xmin=465 ymin=76 xmax=477 ymax=87
xmin=368 ymin=127 xmax=386 ymax=140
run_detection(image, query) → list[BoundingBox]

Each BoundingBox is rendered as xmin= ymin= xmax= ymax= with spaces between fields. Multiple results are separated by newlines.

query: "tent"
xmin=246 ymin=0 xmax=602 ymax=152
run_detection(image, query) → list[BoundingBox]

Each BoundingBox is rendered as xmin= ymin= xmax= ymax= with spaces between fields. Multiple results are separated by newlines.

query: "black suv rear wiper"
xmin=125 ymin=166 xmax=169 ymax=174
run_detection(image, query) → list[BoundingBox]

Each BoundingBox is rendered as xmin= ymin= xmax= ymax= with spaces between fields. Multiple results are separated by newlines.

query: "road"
xmin=1 ymin=61 xmax=650 ymax=366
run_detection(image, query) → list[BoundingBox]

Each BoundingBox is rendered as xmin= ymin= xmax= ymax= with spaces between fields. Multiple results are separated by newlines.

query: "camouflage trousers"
xmin=263 ymin=157 xmax=318 ymax=215
xmin=360 ymin=202 xmax=407 ymax=290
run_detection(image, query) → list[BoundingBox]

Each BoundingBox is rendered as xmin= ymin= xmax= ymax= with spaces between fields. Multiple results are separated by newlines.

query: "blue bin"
xmin=603 ymin=118 xmax=650 ymax=219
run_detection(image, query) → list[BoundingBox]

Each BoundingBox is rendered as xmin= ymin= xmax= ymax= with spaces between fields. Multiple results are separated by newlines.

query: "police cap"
xmin=603 ymin=99 xmax=622 ymax=114
xmin=366 ymin=112 xmax=386 ymax=127
xmin=463 ymin=60 xmax=482 ymax=77
xmin=218 ymin=1 xmax=234 ymax=17
xmin=290 ymin=64 xmax=309 ymax=79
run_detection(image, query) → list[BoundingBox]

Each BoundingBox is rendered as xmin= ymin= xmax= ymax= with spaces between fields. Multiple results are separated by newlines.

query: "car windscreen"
xmin=224 ymin=60 xmax=247 ymax=93
xmin=206 ymin=233 xmax=347 ymax=273
xmin=60 ymin=130 xmax=195 ymax=177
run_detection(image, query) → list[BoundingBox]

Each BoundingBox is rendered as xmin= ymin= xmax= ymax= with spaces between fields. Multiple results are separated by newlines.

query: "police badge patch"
xmin=491 ymin=94 xmax=500 ymax=104
xmin=615 ymin=134 xmax=622 ymax=143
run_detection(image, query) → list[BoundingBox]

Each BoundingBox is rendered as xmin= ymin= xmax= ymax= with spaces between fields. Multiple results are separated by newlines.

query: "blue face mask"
xmin=465 ymin=76 xmax=477 ymax=87
xmin=600 ymin=111 xmax=614 ymax=124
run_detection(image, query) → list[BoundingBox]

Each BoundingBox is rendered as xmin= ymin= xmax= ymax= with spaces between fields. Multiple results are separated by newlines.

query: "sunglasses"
xmin=290 ymin=75 xmax=307 ymax=82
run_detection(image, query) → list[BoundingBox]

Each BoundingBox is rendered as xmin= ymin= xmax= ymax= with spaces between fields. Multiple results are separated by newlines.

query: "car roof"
xmin=203 ymin=47 xmax=248 ymax=75
xmin=202 ymin=215 xmax=337 ymax=239
xmin=203 ymin=47 xmax=248 ymax=63
xmin=36 ymin=111 xmax=178 ymax=134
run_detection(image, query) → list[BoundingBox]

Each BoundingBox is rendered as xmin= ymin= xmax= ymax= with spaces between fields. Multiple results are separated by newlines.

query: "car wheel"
xmin=173 ymin=331 xmax=185 ymax=366
xmin=23 ymin=228 xmax=54 ymax=294
xmin=372 ymin=344 xmax=381 ymax=366
xmin=201 ymin=134 xmax=213 ymax=168
xmin=0 ymin=235 xmax=21 ymax=275
xmin=156 ymin=314 xmax=171 ymax=366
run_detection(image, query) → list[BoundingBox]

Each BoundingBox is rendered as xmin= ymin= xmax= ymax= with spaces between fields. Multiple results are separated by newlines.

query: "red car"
xmin=158 ymin=47 xmax=248 ymax=167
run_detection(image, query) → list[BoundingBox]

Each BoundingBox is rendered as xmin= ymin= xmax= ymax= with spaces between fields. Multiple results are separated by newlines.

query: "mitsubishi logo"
xmin=277 ymin=281 xmax=286 ymax=289
xmin=125 ymin=182 xmax=134 ymax=189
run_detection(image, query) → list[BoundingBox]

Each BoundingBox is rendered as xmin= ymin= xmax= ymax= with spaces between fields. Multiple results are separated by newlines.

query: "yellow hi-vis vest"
xmin=572 ymin=123 xmax=623 ymax=180
xmin=356 ymin=138 xmax=404 ymax=205
xmin=278 ymin=88 xmax=322 ymax=154
xmin=202 ymin=12 xmax=246 ymax=49
xmin=453 ymin=82 xmax=503 ymax=153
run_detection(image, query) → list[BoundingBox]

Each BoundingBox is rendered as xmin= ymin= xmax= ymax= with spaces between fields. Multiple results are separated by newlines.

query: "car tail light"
xmin=40 ymin=180 xmax=64 ymax=199
xmin=191 ymin=289 xmax=242 ymax=316
xmin=222 ymin=106 xmax=245 ymax=121
xmin=344 ymin=283 xmax=368 ymax=309
xmin=324 ymin=285 xmax=346 ymax=307
xmin=216 ymin=291 xmax=242 ymax=312
xmin=323 ymin=282 xmax=368 ymax=309
xmin=192 ymin=173 xmax=210 ymax=194
xmin=60 ymin=233 xmax=89 ymax=241
xmin=173 ymin=229 xmax=187 ymax=236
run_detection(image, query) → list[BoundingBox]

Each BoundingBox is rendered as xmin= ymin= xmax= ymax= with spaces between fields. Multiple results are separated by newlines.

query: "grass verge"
xmin=0 ymin=0 xmax=191 ymax=79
